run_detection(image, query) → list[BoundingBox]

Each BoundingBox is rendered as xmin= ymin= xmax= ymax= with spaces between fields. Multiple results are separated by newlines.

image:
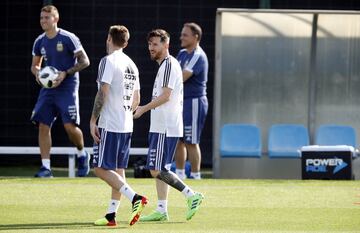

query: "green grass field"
xmin=0 ymin=177 xmax=359 ymax=233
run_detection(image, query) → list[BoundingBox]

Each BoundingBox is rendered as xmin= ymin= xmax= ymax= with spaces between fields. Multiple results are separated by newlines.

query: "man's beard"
xmin=150 ymin=51 xmax=161 ymax=61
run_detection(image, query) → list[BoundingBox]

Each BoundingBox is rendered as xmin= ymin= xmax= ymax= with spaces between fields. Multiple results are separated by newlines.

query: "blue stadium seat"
xmin=268 ymin=124 xmax=309 ymax=158
xmin=220 ymin=124 xmax=262 ymax=158
xmin=315 ymin=124 xmax=357 ymax=147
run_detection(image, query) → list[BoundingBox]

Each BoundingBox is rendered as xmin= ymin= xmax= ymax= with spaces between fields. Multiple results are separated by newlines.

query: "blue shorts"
xmin=182 ymin=96 xmax=208 ymax=144
xmin=93 ymin=128 xmax=132 ymax=170
xmin=146 ymin=133 xmax=179 ymax=171
xmin=30 ymin=88 xmax=80 ymax=127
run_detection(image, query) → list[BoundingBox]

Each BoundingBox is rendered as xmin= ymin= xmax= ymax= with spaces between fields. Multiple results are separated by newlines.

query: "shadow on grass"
xmin=118 ymin=220 xmax=186 ymax=225
xmin=0 ymin=221 xmax=186 ymax=231
xmin=0 ymin=222 xmax=126 ymax=231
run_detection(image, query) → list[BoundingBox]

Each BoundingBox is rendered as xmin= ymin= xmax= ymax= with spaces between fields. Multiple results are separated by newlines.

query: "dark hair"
xmin=41 ymin=5 xmax=59 ymax=18
xmin=184 ymin=22 xmax=202 ymax=41
xmin=147 ymin=29 xmax=170 ymax=43
xmin=108 ymin=25 xmax=130 ymax=47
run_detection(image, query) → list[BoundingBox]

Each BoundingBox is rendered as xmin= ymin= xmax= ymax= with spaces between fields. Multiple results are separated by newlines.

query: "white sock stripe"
xmin=156 ymin=199 xmax=168 ymax=213
xmin=119 ymin=184 xmax=136 ymax=202
xmin=107 ymin=199 xmax=120 ymax=214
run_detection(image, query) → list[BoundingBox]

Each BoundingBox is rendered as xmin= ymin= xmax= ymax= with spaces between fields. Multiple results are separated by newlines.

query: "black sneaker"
xmin=34 ymin=166 xmax=53 ymax=178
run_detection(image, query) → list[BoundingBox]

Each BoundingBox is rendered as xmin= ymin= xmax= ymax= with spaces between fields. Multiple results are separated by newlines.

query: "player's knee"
xmin=64 ymin=123 xmax=78 ymax=133
xmin=94 ymin=167 xmax=105 ymax=178
xmin=39 ymin=123 xmax=50 ymax=136
xmin=64 ymin=124 xmax=83 ymax=142
xmin=63 ymin=123 xmax=73 ymax=132
xmin=177 ymin=140 xmax=185 ymax=147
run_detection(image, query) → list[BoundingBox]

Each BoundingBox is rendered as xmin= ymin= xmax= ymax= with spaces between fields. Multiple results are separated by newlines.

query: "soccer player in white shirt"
xmin=90 ymin=25 xmax=148 ymax=227
xmin=133 ymin=29 xmax=204 ymax=222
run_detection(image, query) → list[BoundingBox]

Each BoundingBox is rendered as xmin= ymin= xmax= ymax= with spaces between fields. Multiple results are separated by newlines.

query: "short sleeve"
xmin=97 ymin=57 xmax=113 ymax=85
xmin=32 ymin=36 xmax=42 ymax=56
xmin=190 ymin=56 xmax=205 ymax=76
xmin=184 ymin=53 xmax=205 ymax=76
xmin=66 ymin=32 xmax=83 ymax=54
xmin=162 ymin=58 xmax=180 ymax=90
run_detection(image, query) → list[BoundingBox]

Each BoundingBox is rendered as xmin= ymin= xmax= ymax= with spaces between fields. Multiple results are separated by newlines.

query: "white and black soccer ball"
xmin=39 ymin=66 xmax=59 ymax=88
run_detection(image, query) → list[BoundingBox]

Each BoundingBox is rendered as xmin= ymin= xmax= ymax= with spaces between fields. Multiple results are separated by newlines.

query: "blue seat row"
xmin=220 ymin=124 xmax=262 ymax=158
xmin=268 ymin=124 xmax=309 ymax=158
xmin=315 ymin=125 xmax=356 ymax=148
xmin=220 ymin=124 xmax=357 ymax=158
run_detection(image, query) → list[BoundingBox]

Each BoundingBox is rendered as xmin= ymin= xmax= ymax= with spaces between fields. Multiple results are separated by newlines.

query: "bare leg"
xmin=150 ymin=170 xmax=169 ymax=200
xmin=156 ymin=179 xmax=169 ymax=200
xmin=94 ymin=168 xmax=130 ymax=225
xmin=39 ymin=123 xmax=51 ymax=160
xmin=94 ymin=167 xmax=126 ymax=190
xmin=185 ymin=144 xmax=201 ymax=173
xmin=175 ymin=140 xmax=187 ymax=169
xmin=112 ymin=169 xmax=125 ymax=200
xmin=63 ymin=123 xmax=84 ymax=150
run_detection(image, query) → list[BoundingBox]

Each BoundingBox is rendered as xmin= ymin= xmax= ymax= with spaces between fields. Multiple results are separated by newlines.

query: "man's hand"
xmin=52 ymin=71 xmax=66 ymax=88
xmin=90 ymin=121 xmax=100 ymax=144
xmin=35 ymin=70 xmax=42 ymax=86
xmin=133 ymin=105 xmax=146 ymax=119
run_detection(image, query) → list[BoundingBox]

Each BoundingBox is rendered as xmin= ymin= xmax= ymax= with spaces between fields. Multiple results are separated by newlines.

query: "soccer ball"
xmin=39 ymin=66 xmax=59 ymax=88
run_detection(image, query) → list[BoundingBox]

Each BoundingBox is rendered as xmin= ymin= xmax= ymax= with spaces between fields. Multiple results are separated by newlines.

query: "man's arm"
xmin=131 ymin=90 xmax=140 ymax=112
xmin=182 ymin=70 xmax=193 ymax=82
xmin=133 ymin=87 xmax=172 ymax=119
xmin=90 ymin=82 xmax=110 ymax=143
xmin=182 ymin=52 xmax=204 ymax=82
xmin=66 ymin=49 xmax=90 ymax=76
xmin=30 ymin=56 xmax=43 ymax=85
xmin=53 ymin=49 xmax=90 ymax=88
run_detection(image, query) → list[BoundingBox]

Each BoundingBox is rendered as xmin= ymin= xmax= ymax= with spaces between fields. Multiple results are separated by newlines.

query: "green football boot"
xmin=140 ymin=210 xmax=169 ymax=222
xmin=186 ymin=192 xmax=204 ymax=220
xmin=94 ymin=217 xmax=117 ymax=226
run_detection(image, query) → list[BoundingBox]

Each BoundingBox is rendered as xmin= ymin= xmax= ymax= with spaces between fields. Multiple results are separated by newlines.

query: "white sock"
xmin=77 ymin=148 xmax=86 ymax=157
xmin=176 ymin=169 xmax=186 ymax=180
xmin=191 ymin=172 xmax=201 ymax=180
xmin=119 ymin=184 xmax=136 ymax=202
xmin=156 ymin=200 xmax=168 ymax=214
xmin=107 ymin=199 xmax=120 ymax=214
xmin=181 ymin=186 xmax=195 ymax=198
xmin=41 ymin=159 xmax=51 ymax=170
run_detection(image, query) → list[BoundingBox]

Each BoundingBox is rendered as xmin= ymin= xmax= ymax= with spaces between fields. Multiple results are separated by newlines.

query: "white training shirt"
xmin=150 ymin=55 xmax=183 ymax=137
xmin=97 ymin=49 xmax=140 ymax=133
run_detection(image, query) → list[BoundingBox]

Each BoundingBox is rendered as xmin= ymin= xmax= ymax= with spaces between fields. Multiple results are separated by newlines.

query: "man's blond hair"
xmin=41 ymin=5 xmax=59 ymax=19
